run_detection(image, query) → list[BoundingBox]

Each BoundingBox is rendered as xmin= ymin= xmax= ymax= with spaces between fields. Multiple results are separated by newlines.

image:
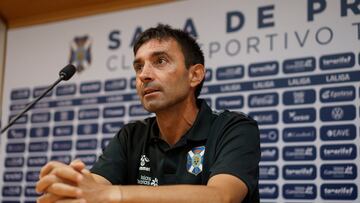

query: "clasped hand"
xmin=36 ymin=160 xmax=112 ymax=203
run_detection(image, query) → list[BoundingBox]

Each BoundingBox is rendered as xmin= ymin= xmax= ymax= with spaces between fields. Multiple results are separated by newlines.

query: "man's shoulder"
xmin=122 ymin=116 xmax=156 ymax=132
xmin=211 ymin=109 xmax=256 ymax=125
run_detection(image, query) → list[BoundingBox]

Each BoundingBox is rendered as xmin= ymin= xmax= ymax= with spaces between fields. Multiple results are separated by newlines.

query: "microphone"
xmin=1 ymin=64 xmax=77 ymax=134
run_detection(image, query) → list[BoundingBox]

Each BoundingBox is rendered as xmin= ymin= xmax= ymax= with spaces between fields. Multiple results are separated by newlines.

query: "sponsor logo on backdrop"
xmin=26 ymin=171 xmax=40 ymax=182
xmin=283 ymin=89 xmax=316 ymax=105
xmin=69 ymin=35 xmax=92 ymax=72
xmin=5 ymin=157 xmax=24 ymax=167
xmin=3 ymin=171 xmax=23 ymax=182
xmin=102 ymin=121 xmax=124 ymax=134
xmin=76 ymin=139 xmax=98 ymax=150
xmin=52 ymin=140 xmax=73 ymax=151
xmin=7 ymin=128 xmax=27 ymax=139
xmin=27 ymin=156 xmax=47 ymax=167
xmin=216 ymin=95 xmax=243 ymax=109
xmin=216 ymin=65 xmax=244 ymax=80
xmin=53 ymin=125 xmax=73 ymax=136
xmin=2 ymin=186 xmax=22 ymax=197
xmin=320 ymin=105 xmax=356 ymax=121
xmin=30 ymin=126 xmax=50 ymax=138
xmin=10 ymin=88 xmax=30 ymax=100
xmin=283 ymin=184 xmax=317 ymax=199
xmin=248 ymin=92 xmax=278 ymax=108
xmin=320 ymin=86 xmax=355 ymax=102
xmin=25 ymin=186 xmax=39 ymax=197
xmin=283 ymin=127 xmax=316 ymax=142
xmin=283 ymin=165 xmax=316 ymax=180
xmin=75 ymin=154 xmax=97 ymax=165
xmin=320 ymin=144 xmax=357 ymax=160
xmin=248 ymin=61 xmax=279 ymax=77
xmin=321 ymin=184 xmax=358 ymax=200
xmin=56 ymin=84 xmax=77 ymax=96
xmin=320 ymin=52 xmax=355 ymax=70
xmin=321 ymin=163 xmax=357 ymax=180
xmin=51 ymin=155 xmax=71 ymax=164
xmin=283 ymin=57 xmax=315 ymax=74
xmin=259 ymin=184 xmax=278 ymax=199
xmin=261 ymin=147 xmax=279 ymax=161
xmin=259 ymin=129 xmax=278 ymax=143
xmin=283 ymin=146 xmax=316 ymax=161
xmin=259 ymin=165 xmax=278 ymax=180
xmin=283 ymin=108 xmax=316 ymax=123
xmin=320 ymin=124 xmax=356 ymax=141
xmin=249 ymin=111 xmax=278 ymax=125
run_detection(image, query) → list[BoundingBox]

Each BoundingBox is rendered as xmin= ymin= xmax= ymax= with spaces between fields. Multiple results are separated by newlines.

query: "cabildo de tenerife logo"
xmin=187 ymin=146 xmax=205 ymax=176
xmin=69 ymin=35 xmax=92 ymax=73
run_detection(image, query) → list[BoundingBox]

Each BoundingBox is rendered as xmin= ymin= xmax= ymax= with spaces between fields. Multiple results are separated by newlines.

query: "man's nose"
xmin=138 ymin=63 xmax=153 ymax=82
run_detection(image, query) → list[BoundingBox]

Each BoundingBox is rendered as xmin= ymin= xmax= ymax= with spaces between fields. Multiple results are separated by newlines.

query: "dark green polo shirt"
xmin=91 ymin=99 xmax=260 ymax=203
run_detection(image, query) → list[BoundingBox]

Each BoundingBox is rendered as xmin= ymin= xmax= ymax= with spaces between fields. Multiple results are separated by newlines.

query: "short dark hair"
xmin=133 ymin=24 xmax=205 ymax=98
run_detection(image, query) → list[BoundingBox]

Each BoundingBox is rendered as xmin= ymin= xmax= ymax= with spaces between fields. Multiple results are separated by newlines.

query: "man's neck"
xmin=156 ymin=99 xmax=199 ymax=146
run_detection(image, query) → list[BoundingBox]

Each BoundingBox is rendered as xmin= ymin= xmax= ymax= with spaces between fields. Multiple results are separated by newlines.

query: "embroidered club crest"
xmin=186 ymin=146 xmax=205 ymax=176
xmin=69 ymin=35 xmax=92 ymax=73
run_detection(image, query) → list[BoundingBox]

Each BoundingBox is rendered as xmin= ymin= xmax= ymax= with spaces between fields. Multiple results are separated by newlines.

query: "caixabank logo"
xmin=69 ymin=35 xmax=92 ymax=73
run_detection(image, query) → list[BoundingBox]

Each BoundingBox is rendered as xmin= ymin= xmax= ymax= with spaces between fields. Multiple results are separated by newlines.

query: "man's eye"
xmin=134 ymin=64 xmax=143 ymax=72
xmin=157 ymin=58 xmax=167 ymax=65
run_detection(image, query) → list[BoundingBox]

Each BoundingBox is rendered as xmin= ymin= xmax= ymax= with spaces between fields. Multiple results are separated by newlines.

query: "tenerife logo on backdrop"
xmin=69 ymin=35 xmax=92 ymax=73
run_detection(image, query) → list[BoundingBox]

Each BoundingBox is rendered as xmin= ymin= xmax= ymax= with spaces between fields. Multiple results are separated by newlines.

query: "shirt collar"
xmin=149 ymin=99 xmax=215 ymax=143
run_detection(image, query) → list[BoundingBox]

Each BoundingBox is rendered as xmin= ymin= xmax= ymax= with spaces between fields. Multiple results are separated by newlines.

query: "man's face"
xmin=133 ymin=38 xmax=192 ymax=113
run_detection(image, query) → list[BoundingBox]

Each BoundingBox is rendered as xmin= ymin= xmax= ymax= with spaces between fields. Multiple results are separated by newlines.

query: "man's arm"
xmin=36 ymin=160 xmax=248 ymax=203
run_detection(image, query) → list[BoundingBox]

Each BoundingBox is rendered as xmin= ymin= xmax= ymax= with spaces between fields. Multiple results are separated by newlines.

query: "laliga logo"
xmin=69 ymin=35 xmax=92 ymax=73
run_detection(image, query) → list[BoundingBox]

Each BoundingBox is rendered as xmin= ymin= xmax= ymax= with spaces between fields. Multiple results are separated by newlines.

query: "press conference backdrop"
xmin=1 ymin=0 xmax=360 ymax=202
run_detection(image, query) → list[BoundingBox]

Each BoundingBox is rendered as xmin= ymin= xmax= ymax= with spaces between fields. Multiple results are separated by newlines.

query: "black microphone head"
xmin=59 ymin=64 xmax=76 ymax=81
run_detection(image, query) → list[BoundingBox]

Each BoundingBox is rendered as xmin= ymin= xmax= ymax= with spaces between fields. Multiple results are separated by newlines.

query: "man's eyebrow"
xmin=133 ymin=51 xmax=170 ymax=65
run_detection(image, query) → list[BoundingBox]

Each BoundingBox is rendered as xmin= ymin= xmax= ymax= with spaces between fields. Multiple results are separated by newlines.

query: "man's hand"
xmin=36 ymin=160 xmax=86 ymax=202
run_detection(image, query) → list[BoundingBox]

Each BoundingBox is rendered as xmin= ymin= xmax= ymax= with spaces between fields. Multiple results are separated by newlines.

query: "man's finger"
xmin=36 ymin=174 xmax=60 ymax=193
xmin=37 ymin=193 xmax=62 ymax=203
xmin=39 ymin=161 xmax=66 ymax=178
xmin=55 ymin=198 xmax=86 ymax=203
xmin=46 ymin=182 xmax=82 ymax=198
xmin=70 ymin=159 xmax=86 ymax=172
xmin=52 ymin=167 xmax=83 ymax=183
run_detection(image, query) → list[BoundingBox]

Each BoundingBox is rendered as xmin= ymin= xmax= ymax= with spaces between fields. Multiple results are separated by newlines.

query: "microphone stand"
xmin=1 ymin=74 xmax=67 ymax=134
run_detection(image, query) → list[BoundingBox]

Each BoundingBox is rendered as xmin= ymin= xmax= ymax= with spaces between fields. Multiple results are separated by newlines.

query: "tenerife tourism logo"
xmin=69 ymin=35 xmax=92 ymax=73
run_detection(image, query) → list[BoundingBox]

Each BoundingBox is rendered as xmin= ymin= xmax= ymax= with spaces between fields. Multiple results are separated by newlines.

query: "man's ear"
xmin=189 ymin=64 xmax=205 ymax=88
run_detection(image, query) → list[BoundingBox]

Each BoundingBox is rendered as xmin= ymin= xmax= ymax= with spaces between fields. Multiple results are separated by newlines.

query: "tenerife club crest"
xmin=186 ymin=146 xmax=205 ymax=176
xmin=69 ymin=35 xmax=92 ymax=73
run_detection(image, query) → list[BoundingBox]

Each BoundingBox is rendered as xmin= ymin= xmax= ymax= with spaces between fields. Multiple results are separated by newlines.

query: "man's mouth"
xmin=143 ymin=88 xmax=159 ymax=96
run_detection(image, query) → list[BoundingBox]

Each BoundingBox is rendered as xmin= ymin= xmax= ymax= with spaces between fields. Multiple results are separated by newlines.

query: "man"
xmin=36 ymin=24 xmax=260 ymax=203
